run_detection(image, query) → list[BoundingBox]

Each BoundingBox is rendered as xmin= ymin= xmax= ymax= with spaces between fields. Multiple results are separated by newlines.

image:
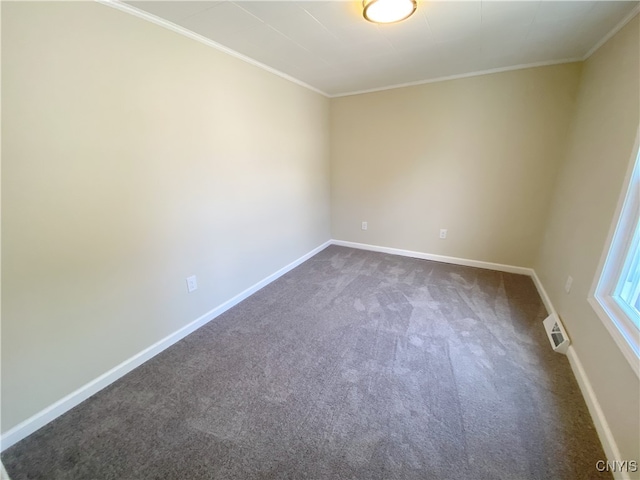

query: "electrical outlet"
xmin=186 ymin=275 xmax=198 ymax=293
xmin=362 ymin=221 xmax=368 ymax=231
xmin=564 ymin=276 xmax=573 ymax=294
xmin=439 ymin=229 xmax=447 ymax=239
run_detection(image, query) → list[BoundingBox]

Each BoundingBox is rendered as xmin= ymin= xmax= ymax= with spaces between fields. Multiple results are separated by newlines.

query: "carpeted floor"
xmin=2 ymin=245 xmax=609 ymax=479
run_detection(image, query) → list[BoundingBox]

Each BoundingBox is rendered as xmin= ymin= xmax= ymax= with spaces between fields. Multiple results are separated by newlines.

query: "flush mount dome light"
xmin=363 ymin=0 xmax=417 ymax=24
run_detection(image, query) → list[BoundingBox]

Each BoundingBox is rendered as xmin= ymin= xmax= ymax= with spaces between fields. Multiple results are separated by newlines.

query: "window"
xmin=615 ymin=219 xmax=640 ymax=328
xmin=590 ymin=131 xmax=640 ymax=378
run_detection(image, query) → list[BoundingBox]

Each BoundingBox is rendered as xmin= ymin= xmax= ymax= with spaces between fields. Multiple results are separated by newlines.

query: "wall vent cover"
xmin=543 ymin=313 xmax=570 ymax=354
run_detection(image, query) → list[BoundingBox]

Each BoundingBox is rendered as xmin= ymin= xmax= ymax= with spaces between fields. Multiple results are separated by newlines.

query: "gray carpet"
xmin=2 ymin=245 xmax=609 ymax=479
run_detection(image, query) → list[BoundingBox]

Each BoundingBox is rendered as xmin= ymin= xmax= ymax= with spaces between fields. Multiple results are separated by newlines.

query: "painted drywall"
xmin=535 ymin=15 xmax=640 ymax=464
xmin=1 ymin=2 xmax=330 ymax=432
xmin=330 ymin=64 xmax=582 ymax=267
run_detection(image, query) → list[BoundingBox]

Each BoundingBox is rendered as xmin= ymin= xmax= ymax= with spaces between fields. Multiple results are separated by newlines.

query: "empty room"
xmin=2 ymin=0 xmax=639 ymax=479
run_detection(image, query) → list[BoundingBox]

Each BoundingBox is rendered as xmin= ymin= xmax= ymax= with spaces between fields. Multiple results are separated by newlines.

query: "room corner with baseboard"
xmin=2 ymin=1 xmax=639 ymax=479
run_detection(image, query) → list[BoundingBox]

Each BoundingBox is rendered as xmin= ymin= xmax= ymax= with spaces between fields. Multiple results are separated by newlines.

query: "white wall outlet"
xmin=439 ymin=229 xmax=447 ymax=239
xmin=564 ymin=275 xmax=573 ymax=293
xmin=361 ymin=221 xmax=368 ymax=231
xmin=186 ymin=275 xmax=198 ymax=293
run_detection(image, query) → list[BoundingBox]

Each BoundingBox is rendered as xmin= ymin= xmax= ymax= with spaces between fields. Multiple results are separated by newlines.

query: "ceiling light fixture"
xmin=363 ymin=0 xmax=417 ymax=24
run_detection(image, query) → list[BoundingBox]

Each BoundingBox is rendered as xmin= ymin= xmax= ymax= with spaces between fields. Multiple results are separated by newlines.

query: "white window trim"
xmin=589 ymin=129 xmax=640 ymax=379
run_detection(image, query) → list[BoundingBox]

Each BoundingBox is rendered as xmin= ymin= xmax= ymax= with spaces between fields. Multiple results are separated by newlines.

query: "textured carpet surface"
xmin=3 ymin=246 xmax=609 ymax=479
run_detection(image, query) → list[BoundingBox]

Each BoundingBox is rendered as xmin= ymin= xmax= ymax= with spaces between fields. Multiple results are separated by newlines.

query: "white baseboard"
xmin=528 ymin=268 xmax=625 ymax=477
xmin=0 ymin=461 xmax=11 ymax=480
xmin=566 ymin=346 xmax=628 ymax=480
xmin=529 ymin=269 xmax=557 ymax=318
xmin=2 ymin=238 xmax=625 ymax=476
xmin=331 ymin=239 xmax=534 ymax=276
xmin=0 ymin=240 xmax=332 ymax=451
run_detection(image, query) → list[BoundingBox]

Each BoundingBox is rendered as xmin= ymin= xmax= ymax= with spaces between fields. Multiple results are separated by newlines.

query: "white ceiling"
xmin=121 ymin=0 xmax=640 ymax=96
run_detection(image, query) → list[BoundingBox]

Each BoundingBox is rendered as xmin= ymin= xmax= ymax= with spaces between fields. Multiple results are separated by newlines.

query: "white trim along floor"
xmin=1 ymin=239 xmax=623 ymax=478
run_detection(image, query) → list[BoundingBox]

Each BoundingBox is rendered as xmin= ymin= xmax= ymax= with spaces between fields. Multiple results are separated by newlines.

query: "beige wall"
xmin=535 ymin=16 xmax=640 ymax=463
xmin=330 ymin=64 xmax=582 ymax=267
xmin=1 ymin=2 xmax=330 ymax=431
